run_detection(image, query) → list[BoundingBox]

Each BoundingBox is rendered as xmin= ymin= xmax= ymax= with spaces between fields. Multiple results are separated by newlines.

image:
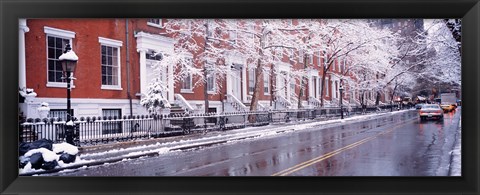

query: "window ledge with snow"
xmin=101 ymin=85 xmax=123 ymax=91
xmin=46 ymin=82 xmax=75 ymax=88
xmin=147 ymin=22 xmax=163 ymax=28
xmin=180 ymin=89 xmax=194 ymax=93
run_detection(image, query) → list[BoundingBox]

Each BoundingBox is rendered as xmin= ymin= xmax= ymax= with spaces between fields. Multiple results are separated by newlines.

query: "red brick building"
xmin=19 ymin=19 xmax=372 ymax=119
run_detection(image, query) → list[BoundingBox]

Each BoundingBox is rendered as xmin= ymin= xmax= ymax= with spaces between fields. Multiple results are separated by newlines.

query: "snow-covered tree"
xmin=420 ymin=19 xmax=461 ymax=87
xmin=143 ymin=19 xmax=233 ymax=113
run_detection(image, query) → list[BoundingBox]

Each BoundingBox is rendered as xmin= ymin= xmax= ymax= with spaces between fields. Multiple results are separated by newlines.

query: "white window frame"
xmin=323 ymin=51 xmax=329 ymax=70
xmin=309 ymin=53 xmax=314 ymax=64
xmin=181 ymin=58 xmax=194 ymax=93
xmin=248 ymin=68 xmax=256 ymax=95
xmin=263 ymin=69 xmax=270 ymax=95
xmin=44 ymin=27 xmax=76 ymax=88
xmin=206 ymin=62 xmax=216 ymax=93
xmin=325 ymin=77 xmax=329 ymax=97
xmin=229 ymin=20 xmax=238 ymax=45
xmin=99 ymin=37 xmax=123 ymax=90
xmin=147 ymin=18 xmax=163 ymax=28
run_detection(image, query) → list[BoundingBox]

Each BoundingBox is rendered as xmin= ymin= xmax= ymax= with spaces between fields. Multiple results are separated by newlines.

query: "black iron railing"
xmin=19 ymin=105 xmax=402 ymax=146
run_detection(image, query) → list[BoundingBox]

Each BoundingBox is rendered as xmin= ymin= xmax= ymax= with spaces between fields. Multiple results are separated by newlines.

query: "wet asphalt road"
xmin=49 ymin=108 xmax=461 ymax=176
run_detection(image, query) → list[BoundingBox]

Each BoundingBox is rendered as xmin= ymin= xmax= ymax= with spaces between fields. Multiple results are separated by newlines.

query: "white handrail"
xmin=174 ymin=94 xmax=194 ymax=111
xmin=227 ymin=94 xmax=247 ymax=111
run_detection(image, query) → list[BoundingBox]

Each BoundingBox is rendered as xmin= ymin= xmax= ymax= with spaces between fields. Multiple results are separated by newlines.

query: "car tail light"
xmin=435 ymin=110 xmax=442 ymax=114
xmin=419 ymin=111 xmax=424 ymax=114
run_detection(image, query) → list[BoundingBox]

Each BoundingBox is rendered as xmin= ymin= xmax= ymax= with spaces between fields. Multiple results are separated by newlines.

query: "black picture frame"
xmin=1 ymin=0 xmax=478 ymax=194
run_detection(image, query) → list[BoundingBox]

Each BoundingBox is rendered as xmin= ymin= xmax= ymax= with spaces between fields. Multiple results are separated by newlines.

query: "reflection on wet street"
xmin=50 ymin=108 xmax=461 ymax=176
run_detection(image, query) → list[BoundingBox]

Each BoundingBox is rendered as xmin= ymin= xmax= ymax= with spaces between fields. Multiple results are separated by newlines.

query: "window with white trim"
xmin=206 ymin=67 xmax=216 ymax=92
xmin=325 ymin=77 xmax=329 ymax=97
xmin=263 ymin=69 xmax=270 ymax=95
xmin=323 ymin=51 xmax=329 ymax=70
xmin=147 ymin=18 xmax=163 ymax=28
xmin=99 ymin=37 xmax=123 ymax=90
xmin=102 ymin=109 xmax=122 ymax=134
xmin=333 ymin=58 xmax=337 ymax=71
xmin=44 ymin=27 xmax=75 ymax=87
xmin=229 ymin=20 xmax=238 ymax=45
xmin=181 ymin=58 xmax=193 ymax=92
xmin=248 ymin=68 xmax=256 ymax=94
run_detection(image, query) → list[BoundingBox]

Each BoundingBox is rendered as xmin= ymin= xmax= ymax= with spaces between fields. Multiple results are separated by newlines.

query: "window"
xmin=325 ymin=77 xmax=329 ymax=96
xmin=102 ymin=109 xmax=122 ymax=134
xmin=44 ymin=27 xmax=75 ymax=87
xmin=181 ymin=58 xmax=193 ymax=92
xmin=309 ymin=54 xmax=314 ymax=64
xmin=49 ymin=109 xmax=74 ymax=121
xmin=248 ymin=68 xmax=256 ymax=94
xmin=264 ymin=69 xmax=270 ymax=95
xmin=99 ymin=37 xmax=123 ymax=90
xmin=229 ymin=30 xmax=237 ymax=44
xmin=324 ymin=52 xmax=329 ymax=70
xmin=247 ymin=23 xmax=255 ymax=40
xmin=147 ymin=19 xmax=163 ymax=28
xmin=341 ymin=57 xmax=346 ymax=74
xmin=229 ymin=21 xmax=238 ymax=44
xmin=47 ymin=36 xmax=70 ymax=83
xmin=317 ymin=51 xmax=321 ymax=67
xmin=335 ymin=81 xmax=339 ymax=99
xmin=146 ymin=50 xmax=163 ymax=61
xmin=318 ymin=76 xmax=322 ymax=97
xmin=206 ymin=65 xmax=216 ymax=92
xmin=206 ymin=20 xmax=214 ymax=38
xmin=290 ymin=79 xmax=296 ymax=95
xmin=333 ymin=58 xmax=337 ymax=71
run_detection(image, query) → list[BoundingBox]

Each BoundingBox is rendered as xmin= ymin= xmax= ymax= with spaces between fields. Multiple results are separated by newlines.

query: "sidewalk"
xmin=21 ymin=109 xmax=415 ymax=176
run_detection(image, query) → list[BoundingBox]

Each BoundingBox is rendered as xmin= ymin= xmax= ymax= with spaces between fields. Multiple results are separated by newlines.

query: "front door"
xmin=232 ymin=66 xmax=242 ymax=99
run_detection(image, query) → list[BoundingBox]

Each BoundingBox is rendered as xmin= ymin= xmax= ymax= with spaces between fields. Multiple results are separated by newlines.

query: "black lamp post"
xmin=59 ymin=44 xmax=78 ymax=145
xmin=339 ymin=84 xmax=344 ymax=119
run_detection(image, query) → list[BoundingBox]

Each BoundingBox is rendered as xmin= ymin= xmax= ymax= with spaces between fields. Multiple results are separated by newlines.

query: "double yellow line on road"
xmin=271 ymin=127 xmax=397 ymax=176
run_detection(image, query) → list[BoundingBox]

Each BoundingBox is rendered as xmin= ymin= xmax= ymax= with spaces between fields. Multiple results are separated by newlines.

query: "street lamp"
xmin=59 ymin=44 xmax=78 ymax=145
xmin=339 ymin=84 xmax=344 ymax=119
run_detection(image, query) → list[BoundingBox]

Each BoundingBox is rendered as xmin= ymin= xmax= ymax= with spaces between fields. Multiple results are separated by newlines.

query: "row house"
xmin=19 ymin=18 xmax=366 ymax=120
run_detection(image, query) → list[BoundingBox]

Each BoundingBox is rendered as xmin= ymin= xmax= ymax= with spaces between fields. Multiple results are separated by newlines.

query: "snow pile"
xmin=19 ymin=88 xmax=37 ymax=97
xmin=53 ymin=142 xmax=79 ymax=155
xmin=37 ymin=102 xmax=50 ymax=111
xmin=19 ymin=139 xmax=83 ymax=174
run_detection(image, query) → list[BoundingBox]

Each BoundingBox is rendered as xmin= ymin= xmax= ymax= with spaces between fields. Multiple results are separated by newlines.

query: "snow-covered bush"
xmin=19 ymin=140 xmax=81 ymax=174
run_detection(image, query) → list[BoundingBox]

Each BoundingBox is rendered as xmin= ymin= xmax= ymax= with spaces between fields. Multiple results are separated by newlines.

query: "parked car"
xmin=415 ymin=104 xmax=424 ymax=110
xmin=419 ymin=104 xmax=444 ymax=121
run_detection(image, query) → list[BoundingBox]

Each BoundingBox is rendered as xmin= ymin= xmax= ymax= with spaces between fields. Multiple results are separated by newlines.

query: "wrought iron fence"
xmin=19 ymin=105 xmax=401 ymax=146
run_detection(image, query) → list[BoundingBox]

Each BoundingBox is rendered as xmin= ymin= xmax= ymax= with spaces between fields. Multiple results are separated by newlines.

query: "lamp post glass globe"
xmin=60 ymin=44 xmax=77 ymax=72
